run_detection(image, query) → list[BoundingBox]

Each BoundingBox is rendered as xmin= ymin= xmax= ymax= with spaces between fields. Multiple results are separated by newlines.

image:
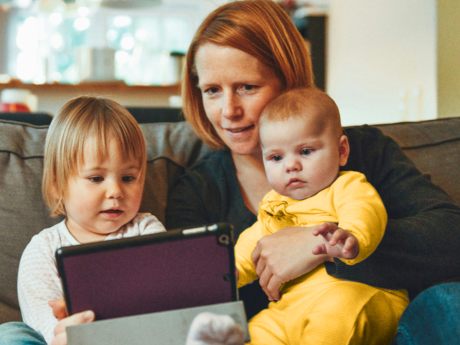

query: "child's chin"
xmin=286 ymin=190 xmax=314 ymax=201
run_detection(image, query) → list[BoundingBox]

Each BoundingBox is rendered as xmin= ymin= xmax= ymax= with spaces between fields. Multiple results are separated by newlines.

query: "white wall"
xmin=327 ymin=0 xmax=437 ymax=126
xmin=437 ymin=0 xmax=460 ymax=119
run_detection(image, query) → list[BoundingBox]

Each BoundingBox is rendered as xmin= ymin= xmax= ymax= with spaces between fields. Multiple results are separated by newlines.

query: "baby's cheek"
xmin=266 ymin=171 xmax=282 ymax=192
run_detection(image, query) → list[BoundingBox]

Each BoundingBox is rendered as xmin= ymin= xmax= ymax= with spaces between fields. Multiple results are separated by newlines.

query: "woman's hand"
xmin=251 ymin=224 xmax=334 ymax=301
xmin=48 ymin=298 xmax=95 ymax=345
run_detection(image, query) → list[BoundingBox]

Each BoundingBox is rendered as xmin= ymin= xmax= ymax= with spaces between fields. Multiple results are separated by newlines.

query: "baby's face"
xmin=63 ymin=136 xmax=143 ymax=243
xmin=260 ymin=116 xmax=348 ymax=200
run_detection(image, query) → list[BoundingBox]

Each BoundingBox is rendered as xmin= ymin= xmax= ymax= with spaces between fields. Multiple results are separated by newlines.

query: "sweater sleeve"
xmin=165 ymin=169 xmax=214 ymax=230
xmin=136 ymin=213 xmax=167 ymax=234
xmin=326 ymin=126 xmax=460 ymax=298
xmin=165 ymin=150 xmax=258 ymax=238
xmin=18 ymin=236 xmax=63 ymax=344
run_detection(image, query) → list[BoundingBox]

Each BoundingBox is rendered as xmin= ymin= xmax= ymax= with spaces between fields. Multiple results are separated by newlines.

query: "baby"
xmin=17 ymin=96 xmax=166 ymax=343
xmin=234 ymin=88 xmax=409 ymax=344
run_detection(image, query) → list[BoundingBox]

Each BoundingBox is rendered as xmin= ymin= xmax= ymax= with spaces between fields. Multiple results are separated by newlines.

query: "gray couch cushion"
xmin=0 ymin=120 xmax=214 ymax=323
xmin=376 ymin=117 xmax=460 ymax=206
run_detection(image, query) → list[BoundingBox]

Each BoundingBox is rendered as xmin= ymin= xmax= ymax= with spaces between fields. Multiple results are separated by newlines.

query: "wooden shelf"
xmin=0 ymin=79 xmax=181 ymax=93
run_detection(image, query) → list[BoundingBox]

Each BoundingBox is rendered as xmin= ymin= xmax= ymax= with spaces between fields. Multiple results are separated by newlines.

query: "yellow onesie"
xmin=235 ymin=171 xmax=409 ymax=345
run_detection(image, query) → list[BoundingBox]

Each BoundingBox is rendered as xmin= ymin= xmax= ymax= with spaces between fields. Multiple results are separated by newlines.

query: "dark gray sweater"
xmin=166 ymin=125 xmax=460 ymax=316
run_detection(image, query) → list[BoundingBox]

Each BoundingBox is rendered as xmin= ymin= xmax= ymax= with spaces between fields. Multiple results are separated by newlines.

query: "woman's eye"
xmin=301 ymin=149 xmax=313 ymax=156
xmin=122 ymin=176 xmax=136 ymax=182
xmin=204 ymin=87 xmax=219 ymax=95
xmin=241 ymin=84 xmax=256 ymax=91
xmin=89 ymin=176 xmax=103 ymax=183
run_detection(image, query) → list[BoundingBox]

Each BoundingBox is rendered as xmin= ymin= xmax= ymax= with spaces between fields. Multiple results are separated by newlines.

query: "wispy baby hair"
xmin=259 ymin=87 xmax=342 ymax=138
xmin=42 ymin=96 xmax=146 ymax=217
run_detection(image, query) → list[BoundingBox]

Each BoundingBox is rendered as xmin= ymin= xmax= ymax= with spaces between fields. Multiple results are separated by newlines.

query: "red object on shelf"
xmin=0 ymin=103 xmax=31 ymax=112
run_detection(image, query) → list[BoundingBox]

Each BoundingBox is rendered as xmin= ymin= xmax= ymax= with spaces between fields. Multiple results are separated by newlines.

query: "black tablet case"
xmin=56 ymin=223 xmax=237 ymax=320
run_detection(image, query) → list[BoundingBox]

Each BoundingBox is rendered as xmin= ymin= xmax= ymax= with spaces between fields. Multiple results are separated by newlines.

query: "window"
xmin=6 ymin=2 xmax=198 ymax=85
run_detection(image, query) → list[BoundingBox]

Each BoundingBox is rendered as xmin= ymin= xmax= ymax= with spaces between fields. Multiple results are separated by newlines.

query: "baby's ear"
xmin=338 ymin=135 xmax=350 ymax=167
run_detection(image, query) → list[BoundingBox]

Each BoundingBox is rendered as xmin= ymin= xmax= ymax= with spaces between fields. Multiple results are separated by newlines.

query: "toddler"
xmin=17 ymin=96 xmax=166 ymax=343
xmin=234 ymin=88 xmax=410 ymax=345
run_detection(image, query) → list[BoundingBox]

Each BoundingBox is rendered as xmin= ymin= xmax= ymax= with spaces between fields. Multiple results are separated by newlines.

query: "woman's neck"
xmin=232 ymin=151 xmax=272 ymax=215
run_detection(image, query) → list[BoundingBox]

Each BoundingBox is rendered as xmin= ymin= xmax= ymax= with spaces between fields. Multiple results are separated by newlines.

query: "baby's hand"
xmin=312 ymin=223 xmax=359 ymax=260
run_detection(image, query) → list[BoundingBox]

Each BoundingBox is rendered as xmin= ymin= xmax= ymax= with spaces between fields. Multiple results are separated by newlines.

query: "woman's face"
xmin=195 ymin=43 xmax=284 ymax=156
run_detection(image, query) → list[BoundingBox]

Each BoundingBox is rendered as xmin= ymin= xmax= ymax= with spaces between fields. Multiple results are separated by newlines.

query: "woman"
xmin=164 ymin=0 xmax=460 ymax=342
xmin=2 ymin=0 xmax=459 ymax=344
xmin=167 ymin=0 xmax=460 ymax=301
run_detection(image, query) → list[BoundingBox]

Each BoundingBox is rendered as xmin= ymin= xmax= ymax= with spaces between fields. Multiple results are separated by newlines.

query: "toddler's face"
xmin=260 ymin=116 xmax=348 ymax=200
xmin=63 ymin=136 xmax=143 ymax=243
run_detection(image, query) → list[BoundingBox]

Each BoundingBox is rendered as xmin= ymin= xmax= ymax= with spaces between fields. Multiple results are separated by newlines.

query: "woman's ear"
xmin=338 ymin=135 xmax=350 ymax=167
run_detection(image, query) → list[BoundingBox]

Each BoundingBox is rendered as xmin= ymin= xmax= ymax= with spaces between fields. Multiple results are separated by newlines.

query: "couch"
xmin=1 ymin=116 xmax=460 ymax=324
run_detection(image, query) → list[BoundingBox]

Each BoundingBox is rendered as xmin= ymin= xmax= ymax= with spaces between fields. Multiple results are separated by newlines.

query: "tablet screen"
xmin=56 ymin=223 xmax=237 ymax=320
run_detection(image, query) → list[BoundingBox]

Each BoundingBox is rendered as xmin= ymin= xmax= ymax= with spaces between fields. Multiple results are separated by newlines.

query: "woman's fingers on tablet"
xmin=48 ymin=298 xmax=67 ymax=320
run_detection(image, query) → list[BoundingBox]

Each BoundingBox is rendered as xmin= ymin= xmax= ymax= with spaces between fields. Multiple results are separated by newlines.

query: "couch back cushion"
xmin=1 ymin=117 xmax=460 ymax=324
xmin=0 ymin=120 xmax=214 ymax=324
xmin=375 ymin=117 xmax=460 ymax=206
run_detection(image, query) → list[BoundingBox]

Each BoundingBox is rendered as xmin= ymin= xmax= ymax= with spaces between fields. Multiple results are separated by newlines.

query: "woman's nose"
xmin=221 ymin=92 xmax=242 ymax=119
xmin=107 ymin=181 xmax=123 ymax=199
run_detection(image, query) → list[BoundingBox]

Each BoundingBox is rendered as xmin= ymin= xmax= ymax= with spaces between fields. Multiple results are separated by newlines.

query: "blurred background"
xmin=0 ymin=0 xmax=458 ymax=125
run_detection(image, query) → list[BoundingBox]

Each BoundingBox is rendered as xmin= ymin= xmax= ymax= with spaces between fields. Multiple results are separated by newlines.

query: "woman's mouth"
xmin=225 ymin=125 xmax=255 ymax=136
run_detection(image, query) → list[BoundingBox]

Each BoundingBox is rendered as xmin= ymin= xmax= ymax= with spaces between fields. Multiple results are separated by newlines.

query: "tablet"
xmin=56 ymin=223 xmax=237 ymax=320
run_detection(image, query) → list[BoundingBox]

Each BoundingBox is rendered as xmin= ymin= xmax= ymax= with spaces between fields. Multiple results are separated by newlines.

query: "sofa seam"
xmin=0 ymin=119 xmax=50 ymax=128
xmin=400 ymin=137 xmax=460 ymax=150
xmin=0 ymin=151 xmax=44 ymax=160
xmin=0 ymin=152 xmax=190 ymax=167
xmin=372 ymin=117 xmax=460 ymax=127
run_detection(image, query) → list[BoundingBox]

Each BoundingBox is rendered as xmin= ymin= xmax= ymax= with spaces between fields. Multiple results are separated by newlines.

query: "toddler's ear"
xmin=338 ymin=135 xmax=350 ymax=167
xmin=51 ymin=180 xmax=61 ymax=200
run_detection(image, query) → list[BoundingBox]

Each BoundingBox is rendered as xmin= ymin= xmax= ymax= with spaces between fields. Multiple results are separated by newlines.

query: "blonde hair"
xmin=42 ymin=96 xmax=147 ymax=217
xmin=260 ymin=88 xmax=343 ymax=138
xmin=183 ymin=0 xmax=315 ymax=149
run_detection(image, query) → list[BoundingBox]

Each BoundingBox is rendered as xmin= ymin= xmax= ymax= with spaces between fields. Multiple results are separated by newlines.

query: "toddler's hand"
xmin=312 ymin=223 xmax=359 ymax=260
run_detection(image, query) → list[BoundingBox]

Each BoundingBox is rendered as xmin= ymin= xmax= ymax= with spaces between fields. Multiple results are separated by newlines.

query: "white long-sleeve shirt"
xmin=18 ymin=213 xmax=166 ymax=344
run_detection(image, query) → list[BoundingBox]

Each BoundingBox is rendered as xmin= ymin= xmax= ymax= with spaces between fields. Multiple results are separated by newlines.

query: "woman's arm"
xmin=331 ymin=126 xmax=460 ymax=298
xmin=165 ymin=150 xmax=258 ymax=235
xmin=165 ymin=171 xmax=214 ymax=230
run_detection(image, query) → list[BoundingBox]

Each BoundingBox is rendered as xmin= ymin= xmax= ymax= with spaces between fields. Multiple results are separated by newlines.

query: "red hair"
xmin=183 ymin=0 xmax=315 ymax=148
